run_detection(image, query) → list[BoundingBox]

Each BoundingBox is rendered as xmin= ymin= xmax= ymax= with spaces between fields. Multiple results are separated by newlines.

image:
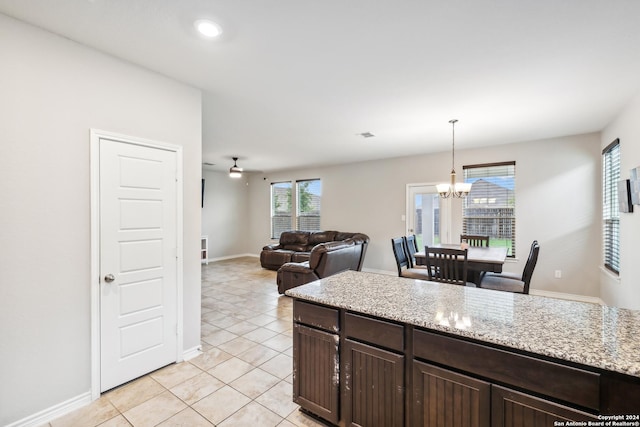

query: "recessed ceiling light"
xmin=194 ymin=19 xmax=222 ymax=38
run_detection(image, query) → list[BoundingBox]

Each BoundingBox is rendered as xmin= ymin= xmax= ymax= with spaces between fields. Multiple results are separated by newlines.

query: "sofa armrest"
xmin=262 ymin=243 xmax=283 ymax=250
xmin=279 ymin=261 xmax=313 ymax=274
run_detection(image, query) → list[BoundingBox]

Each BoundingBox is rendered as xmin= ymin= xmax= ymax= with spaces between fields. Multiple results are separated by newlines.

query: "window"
xmin=463 ymin=162 xmax=516 ymax=256
xmin=603 ymin=139 xmax=620 ymax=274
xmin=296 ymin=179 xmax=321 ymax=231
xmin=271 ymin=182 xmax=292 ymax=239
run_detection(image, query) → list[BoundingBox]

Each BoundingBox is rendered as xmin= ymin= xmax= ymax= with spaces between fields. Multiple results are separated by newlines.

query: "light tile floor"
xmin=46 ymin=257 xmax=327 ymax=427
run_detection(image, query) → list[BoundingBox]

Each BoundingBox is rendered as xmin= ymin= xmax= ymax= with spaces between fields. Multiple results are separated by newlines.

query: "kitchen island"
xmin=286 ymin=271 xmax=640 ymax=426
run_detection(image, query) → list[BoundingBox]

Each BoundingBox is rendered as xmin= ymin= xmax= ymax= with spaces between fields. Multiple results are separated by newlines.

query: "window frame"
xmin=602 ymin=138 xmax=621 ymax=275
xmin=270 ymin=181 xmax=292 ymax=239
xmin=295 ymin=178 xmax=322 ymax=231
xmin=462 ymin=161 xmax=516 ymax=258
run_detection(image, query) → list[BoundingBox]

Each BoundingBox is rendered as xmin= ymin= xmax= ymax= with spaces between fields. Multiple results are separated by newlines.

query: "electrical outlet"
xmin=554 ymin=270 xmax=562 ymax=279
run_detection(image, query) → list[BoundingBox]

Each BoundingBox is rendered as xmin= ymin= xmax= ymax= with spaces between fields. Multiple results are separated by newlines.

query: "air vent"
xmin=359 ymin=132 xmax=375 ymax=138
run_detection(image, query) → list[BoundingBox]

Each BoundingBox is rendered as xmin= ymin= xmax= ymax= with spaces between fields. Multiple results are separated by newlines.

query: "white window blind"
xmin=463 ymin=162 xmax=516 ymax=257
xmin=271 ymin=182 xmax=292 ymax=239
xmin=296 ymin=179 xmax=321 ymax=231
xmin=602 ymin=139 xmax=620 ymax=274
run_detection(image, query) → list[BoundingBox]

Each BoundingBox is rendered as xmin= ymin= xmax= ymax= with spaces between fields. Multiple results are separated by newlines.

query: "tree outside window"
xmin=297 ymin=179 xmax=321 ymax=231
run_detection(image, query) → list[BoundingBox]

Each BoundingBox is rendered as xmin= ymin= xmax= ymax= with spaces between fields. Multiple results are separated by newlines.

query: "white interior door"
xmin=407 ymin=184 xmax=450 ymax=250
xmin=99 ymin=137 xmax=178 ymax=392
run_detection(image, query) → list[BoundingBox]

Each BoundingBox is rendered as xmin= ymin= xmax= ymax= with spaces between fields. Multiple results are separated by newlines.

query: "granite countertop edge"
xmin=286 ymin=271 xmax=640 ymax=378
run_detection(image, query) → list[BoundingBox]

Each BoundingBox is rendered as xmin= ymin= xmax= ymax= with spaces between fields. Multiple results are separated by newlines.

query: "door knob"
xmin=104 ymin=274 xmax=115 ymax=283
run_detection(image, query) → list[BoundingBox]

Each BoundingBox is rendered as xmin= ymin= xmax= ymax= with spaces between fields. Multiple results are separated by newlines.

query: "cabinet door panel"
xmin=344 ymin=340 xmax=404 ymax=427
xmin=414 ymin=361 xmax=491 ymax=427
xmin=492 ymin=385 xmax=598 ymax=427
xmin=293 ymin=324 xmax=339 ymax=425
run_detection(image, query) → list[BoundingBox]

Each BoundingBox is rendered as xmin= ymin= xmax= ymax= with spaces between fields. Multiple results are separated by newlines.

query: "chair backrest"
xmin=521 ymin=240 xmax=540 ymax=293
xmin=460 ymin=234 xmax=489 ymax=247
xmin=391 ymin=237 xmax=410 ymax=276
xmin=424 ymin=246 xmax=468 ymax=286
xmin=403 ymin=235 xmax=419 ymax=268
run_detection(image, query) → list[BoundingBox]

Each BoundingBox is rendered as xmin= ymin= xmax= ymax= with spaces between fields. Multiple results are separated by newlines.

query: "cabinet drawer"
xmin=492 ymin=385 xmax=598 ymax=424
xmin=293 ymin=300 xmax=339 ymax=333
xmin=413 ymin=329 xmax=600 ymax=411
xmin=345 ymin=312 xmax=404 ymax=352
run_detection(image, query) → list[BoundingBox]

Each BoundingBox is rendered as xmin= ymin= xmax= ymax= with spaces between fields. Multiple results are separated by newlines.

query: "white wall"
xmin=247 ymin=133 xmax=602 ymax=298
xmin=600 ymin=91 xmax=640 ymax=310
xmin=0 ymin=14 xmax=202 ymax=426
xmin=201 ymin=170 xmax=251 ymax=259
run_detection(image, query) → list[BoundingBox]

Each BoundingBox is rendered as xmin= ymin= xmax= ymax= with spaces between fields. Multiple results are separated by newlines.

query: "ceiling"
xmin=2 ymin=0 xmax=640 ymax=173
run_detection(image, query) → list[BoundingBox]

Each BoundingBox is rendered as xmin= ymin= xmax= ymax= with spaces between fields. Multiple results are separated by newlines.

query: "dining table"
xmin=414 ymin=243 xmax=509 ymax=285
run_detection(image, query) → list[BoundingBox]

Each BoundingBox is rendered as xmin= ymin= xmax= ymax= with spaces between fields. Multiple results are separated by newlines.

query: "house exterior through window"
xmin=296 ymin=179 xmax=321 ymax=231
xmin=271 ymin=181 xmax=292 ymax=239
xmin=270 ymin=179 xmax=322 ymax=238
xmin=463 ymin=162 xmax=516 ymax=257
xmin=602 ymin=139 xmax=620 ymax=274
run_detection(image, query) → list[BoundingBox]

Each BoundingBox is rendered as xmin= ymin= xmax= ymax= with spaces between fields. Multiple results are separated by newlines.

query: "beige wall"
xmin=0 ymin=14 xmax=202 ymax=426
xmin=600 ymin=91 xmax=640 ymax=310
xmin=201 ymin=170 xmax=251 ymax=259
xmin=247 ymin=133 xmax=602 ymax=298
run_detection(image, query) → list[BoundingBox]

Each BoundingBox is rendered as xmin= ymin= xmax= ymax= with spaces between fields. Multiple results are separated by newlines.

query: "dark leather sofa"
xmin=260 ymin=230 xmax=368 ymax=270
xmin=260 ymin=230 xmax=369 ymax=294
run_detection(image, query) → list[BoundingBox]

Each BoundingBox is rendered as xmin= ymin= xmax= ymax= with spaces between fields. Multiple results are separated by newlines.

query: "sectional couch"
xmin=260 ymin=230 xmax=369 ymax=294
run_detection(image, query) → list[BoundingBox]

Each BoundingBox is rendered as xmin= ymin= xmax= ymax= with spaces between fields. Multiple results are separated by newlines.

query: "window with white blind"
xmin=463 ymin=162 xmax=516 ymax=257
xmin=271 ymin=181 xmax=292 ymax=239
xmin=602 ymin=139 xmax=620 ymax=274
xmin=296 ymin=179 xmax=321 ymax=231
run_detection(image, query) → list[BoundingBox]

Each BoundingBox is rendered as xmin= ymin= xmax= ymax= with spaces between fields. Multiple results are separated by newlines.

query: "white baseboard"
xmin=207 ymin=253 xmax=258 ymax=263
xmin=6 ymin=391 xmax=92 ymax=427
xmin=183 ymin=345 xmax=202 ymax=361
xmin=10 ymin=344 xmax=203 ymax=427
xmin=529 ymin=289 xmax=604 ymax=305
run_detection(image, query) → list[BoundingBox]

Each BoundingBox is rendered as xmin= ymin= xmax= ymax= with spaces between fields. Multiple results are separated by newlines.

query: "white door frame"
xmin=90 ymin=129 xmax=184 ymax=400
xmin=405 ymin=182 xmax=452 ymax=243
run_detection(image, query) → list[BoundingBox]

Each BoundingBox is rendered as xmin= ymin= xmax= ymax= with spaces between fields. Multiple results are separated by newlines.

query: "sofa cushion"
xmin=308 ymin=231 xmax=338 ymax=245
xmin=280 ymin=231 xmax=310 ymax=245
xmin=334 ymin=232 xmax=356 ymax=241
xmin=283 ymin=244 xmax=308 ymax=252
xmin=291 ymin=252 xmax=311 ymax=263
xmin=309 ymin=240 xmax=355 ymax=270
xmin=260 ymin=249 xmax=294 ymax=270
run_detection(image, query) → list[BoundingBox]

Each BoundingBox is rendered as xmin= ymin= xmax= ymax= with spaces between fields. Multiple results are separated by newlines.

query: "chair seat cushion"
xmin=484 ymin=271 xmax=522 ymax=281
xmin=479 ymin=274 xmax=525 ymax=293
xmin=401 ymin=268 xmax=432 ymax=280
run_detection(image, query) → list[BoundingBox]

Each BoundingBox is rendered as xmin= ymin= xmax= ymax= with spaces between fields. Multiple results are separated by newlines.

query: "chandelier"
xmin=436 ymin=119 xmax=472 ymax=198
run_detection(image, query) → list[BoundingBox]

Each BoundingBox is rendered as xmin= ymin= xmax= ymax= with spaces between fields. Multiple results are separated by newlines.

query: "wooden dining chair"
xmin=391 ymin=237 xmax=431 ymax=280
xmin=480 ymin=240 xmax=539 ymax=294
xmin=424 ymin=246 xmax=474 ymax=286
xmin=403 ymin=234 xmax=424 ymax=269
xmin=460 ymin=234 xmax=490 ymax=247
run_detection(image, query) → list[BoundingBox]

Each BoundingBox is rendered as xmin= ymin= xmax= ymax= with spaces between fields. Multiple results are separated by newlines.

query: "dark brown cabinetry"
xmin=492 ymin=385 xmax=597 ymax=426
xmin=292 ymin=299 xmax=640 ymax=426
xmin=292 ymin=302 xmax=340 ymax=425
xmin=343 ymin=312 xmax=405 ymax=427
xmin=413 ymin=361 xmax=491 ymax=427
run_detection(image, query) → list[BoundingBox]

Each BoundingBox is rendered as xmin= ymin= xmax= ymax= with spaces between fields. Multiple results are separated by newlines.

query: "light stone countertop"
xmin=286 ymin=270 xmax=640 ymax=378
